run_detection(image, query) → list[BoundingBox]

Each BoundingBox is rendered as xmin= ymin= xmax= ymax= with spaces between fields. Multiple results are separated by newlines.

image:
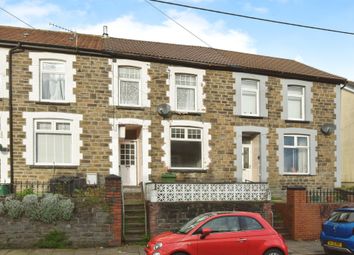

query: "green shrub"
xmin=16 ymin=187 xmax=34 ymax=200
xmin=23 ymin=194 xmax=41 ymax=220
xmin=0 ymin=201 xmax=4 ymax=215
xmin=4 ymin=198 xmax=24 ymax=219
xmin=40 ymin=194 xmax=61 ymax=223
xmin=36 ymin=230 xmax=71 ymax=248
xmin=58 ymin=198 xmax=74 ymax=221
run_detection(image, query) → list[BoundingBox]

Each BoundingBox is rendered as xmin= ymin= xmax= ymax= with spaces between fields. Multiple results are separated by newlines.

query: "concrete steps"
xmin=123 ymin=186 xmax=146 ymax=244
xmin=273 ymin=210 xmax=291 ymax=239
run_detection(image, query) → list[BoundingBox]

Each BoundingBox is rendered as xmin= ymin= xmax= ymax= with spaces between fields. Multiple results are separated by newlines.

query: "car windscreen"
xmin=177 ymin=213 xmax=214 ymax=234
xmin=328 ymin=211 xmax=354 ymax=223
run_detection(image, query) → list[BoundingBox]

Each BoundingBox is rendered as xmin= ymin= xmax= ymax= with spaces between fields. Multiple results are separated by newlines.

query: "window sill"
xmin=238 ymin=115 xmax=265 ymax=119
xmin=285 ymin=119 xmax=311 ymax=124
xmin=168 ymin=168 xmax=208 ymax=173
xmin=281 ymin=173 xmax=313 ymax=176
xmin=29 ymin=165 xmax=79 ymax=169
xmin=35 ymin=101 xmax=72 ymax=106
xmin=116 ymin=105 xmax=147 ymax=111
xmin=172 ymin=111 xmax=204 ymax=116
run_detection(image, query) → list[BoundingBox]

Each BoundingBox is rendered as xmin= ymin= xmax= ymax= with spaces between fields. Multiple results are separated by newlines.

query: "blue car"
xmin=320 ymin=208 xmax=354 ymax=254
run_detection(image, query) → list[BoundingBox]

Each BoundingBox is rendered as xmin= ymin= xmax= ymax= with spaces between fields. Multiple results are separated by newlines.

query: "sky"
xmin=0 ymin=0 xmax=353 ymax=81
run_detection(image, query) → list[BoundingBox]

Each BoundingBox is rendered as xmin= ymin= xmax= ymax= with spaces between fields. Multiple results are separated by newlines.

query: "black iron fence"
xmin=307 ymin=188 xmax=354 ymax=203
xmin=0 ymin=177 xmax=105 ymax=198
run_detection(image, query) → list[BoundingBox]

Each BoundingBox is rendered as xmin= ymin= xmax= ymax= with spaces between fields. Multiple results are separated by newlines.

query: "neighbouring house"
xmin=341 ymin=81 xmax=354 ymax=186
xmin=0 ymin=25 xmax=346 ymax=196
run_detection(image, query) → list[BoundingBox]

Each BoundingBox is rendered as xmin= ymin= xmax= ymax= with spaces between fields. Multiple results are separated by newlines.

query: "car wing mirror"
xmin=201 ymin=228 xmax=212 ymax=239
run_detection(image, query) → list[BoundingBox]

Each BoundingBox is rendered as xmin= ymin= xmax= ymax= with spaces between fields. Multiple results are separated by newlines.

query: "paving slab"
xmin=287 ymin=240 xmax=324 ymax=255
xmin=3 ymin=251 xmax=30 ymax=255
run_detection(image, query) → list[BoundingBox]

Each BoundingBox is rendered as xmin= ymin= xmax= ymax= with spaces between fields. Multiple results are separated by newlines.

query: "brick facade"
xmin=1 ymin=48 xmax=339 ymax=195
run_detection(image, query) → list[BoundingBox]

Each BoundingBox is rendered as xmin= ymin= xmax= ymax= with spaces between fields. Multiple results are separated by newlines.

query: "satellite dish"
xmin=157 ymin=104 xmax=171 ymax=117
xmin=320 ymin=123 xmax=336 ymax=135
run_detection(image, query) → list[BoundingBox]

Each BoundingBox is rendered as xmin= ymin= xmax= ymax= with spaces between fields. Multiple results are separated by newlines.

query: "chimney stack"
xmin=102 ymin=25 xmax=109 ymax=38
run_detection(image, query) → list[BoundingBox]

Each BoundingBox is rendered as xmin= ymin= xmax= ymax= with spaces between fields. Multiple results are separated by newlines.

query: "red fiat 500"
xmin=145 ymin=211 xmax=288 ymax=255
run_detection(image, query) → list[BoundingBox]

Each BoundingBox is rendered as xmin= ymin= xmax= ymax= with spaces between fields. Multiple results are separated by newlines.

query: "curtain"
xmin=36 ymin=134 xmax=71 ymax=164
xmin=177 ymin=87 xmax=195 ymax=110
xmin=42 ymin=73 xmax=65 ymax=100
xmin=288 ymin=97 xmax=302 ymax=119
xmin=119 ymin=80 xmax=139 ymax=105
xmin=242 ymin=91 xmax=257 ymax=114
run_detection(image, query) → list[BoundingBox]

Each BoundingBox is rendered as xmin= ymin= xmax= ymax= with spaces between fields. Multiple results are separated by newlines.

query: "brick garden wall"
xmin=147 ymin=201 xmax=273 ymax=237
xmin=275 ymin=187 xmax=354 ymax=240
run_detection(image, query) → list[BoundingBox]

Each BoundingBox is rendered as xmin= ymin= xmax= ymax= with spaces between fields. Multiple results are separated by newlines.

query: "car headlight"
xmin=154 ymin=242 xmax=163 ymax=250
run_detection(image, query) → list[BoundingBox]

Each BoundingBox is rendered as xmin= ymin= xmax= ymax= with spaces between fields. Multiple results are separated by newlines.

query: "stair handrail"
xmin=140 ymin=181 xmax=148 ymax=238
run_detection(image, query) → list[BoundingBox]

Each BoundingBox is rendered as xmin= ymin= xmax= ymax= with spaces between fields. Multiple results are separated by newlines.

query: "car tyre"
xmin=264 ymin=248 xmax=283 ymax=255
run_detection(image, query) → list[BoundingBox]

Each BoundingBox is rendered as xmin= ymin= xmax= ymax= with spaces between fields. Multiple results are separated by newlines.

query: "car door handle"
xmin=238 ymin=238 xmax=247 ymax=243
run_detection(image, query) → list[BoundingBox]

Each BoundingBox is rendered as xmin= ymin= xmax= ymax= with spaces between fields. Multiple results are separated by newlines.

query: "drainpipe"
xmin=9 ymin=43 xmax=24 ymax=192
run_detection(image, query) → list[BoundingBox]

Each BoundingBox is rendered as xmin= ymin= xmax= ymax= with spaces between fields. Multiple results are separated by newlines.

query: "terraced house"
xmin=0 ymin=25 xmax=347 ymax=199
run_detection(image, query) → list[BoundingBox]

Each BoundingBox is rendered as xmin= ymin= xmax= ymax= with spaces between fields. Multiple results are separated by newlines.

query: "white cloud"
xmin=243 ymin=3 xmax=269 ymax=14
xmin=78 ymin=10 xmax=256 ymax=53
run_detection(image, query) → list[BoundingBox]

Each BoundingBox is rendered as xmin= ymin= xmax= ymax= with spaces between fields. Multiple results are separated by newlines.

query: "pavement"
xmin=0 ymin=240 xmax=324 ymax=255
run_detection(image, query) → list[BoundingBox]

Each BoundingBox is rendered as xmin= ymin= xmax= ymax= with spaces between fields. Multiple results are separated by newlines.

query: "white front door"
xmin=120 ymin=141 xmax=137 ymax=186
xmin=242 ymin=144 xmax=253 ymax=182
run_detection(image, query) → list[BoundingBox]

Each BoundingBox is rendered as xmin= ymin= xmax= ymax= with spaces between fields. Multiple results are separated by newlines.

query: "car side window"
xmin=239 ymin=216 xmax=264 ymax=231
xmin=197 ymin=216 xmax=240 ymax=233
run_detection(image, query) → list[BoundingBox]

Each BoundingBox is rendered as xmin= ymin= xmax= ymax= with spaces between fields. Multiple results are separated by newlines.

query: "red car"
xmin=145 ymin=211 xmax=288 ymax=255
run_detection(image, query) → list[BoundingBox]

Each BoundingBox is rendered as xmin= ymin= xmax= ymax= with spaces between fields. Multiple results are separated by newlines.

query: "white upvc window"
xmin=168 ymin=66 xmax=205 ymax=113
xmin=170 ymin=127 xmax=202 ymax=169
xmin=118 ymin=66 xmax=141 ymax=106
xmin=287 ymin=85 xmax=305 ymax=120
xmin=40 ymin=60 xmax=66 ymax=102
xmin=241 ymin=79 xmax=259 ymax=116
xmin=34 ymin=119 xmax=72 ymax=165
xmin=29 ymin=52 xmax=76 ymax=103
xmin=175 ymin=73 xmax=197 ymax=111
xmin=283 ymin=134 xmax=310 ymax=174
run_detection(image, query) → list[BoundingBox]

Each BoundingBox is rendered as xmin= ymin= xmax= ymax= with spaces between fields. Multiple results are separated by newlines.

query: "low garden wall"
xmin=0 ymin=175 xmax=122 ymax=248
xmin=147 ymin=201 xmax=272 ymax=237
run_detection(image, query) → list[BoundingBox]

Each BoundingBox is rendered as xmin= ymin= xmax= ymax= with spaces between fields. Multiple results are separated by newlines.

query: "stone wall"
xmin=5 ymin=49 xmax=338 ymax=194
xmin=0 ymin=203 xmax=113 ymax=248
xmin=147 ymin=201 xmax=272 ymax=237
xmin=0 ymin=175 xmax=122 ymax=248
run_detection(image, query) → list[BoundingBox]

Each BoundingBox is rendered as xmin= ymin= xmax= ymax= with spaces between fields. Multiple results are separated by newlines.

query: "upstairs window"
xmin=287 ymin=85 xmax=305 ymax=120
xmin=241 ymin=79 xmax=259 ymax=116
xmin=284 ymin=134 xmax=309 ymax=174
xmin=170 ymin=127 xmax=202 ymax=169
xmin=35 ymin=119 xmax=72 ymax=165
xmin=176 ymin=73 xmax=197 ymax=111
xmin=118 ymin=66 xmax=141 ymax=106
xmin=40 ymin=60 xmax=66 ymax=101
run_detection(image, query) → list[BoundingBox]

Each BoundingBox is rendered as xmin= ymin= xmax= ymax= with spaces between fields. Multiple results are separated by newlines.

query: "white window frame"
xmin=39 ymin=59 xmax=66 ymax=103
xmin=0 ymin=111 xmax=9 ymax=183
xmin=281 ymin=79 xmax=313 ymax=122
xmin=117 ymin=66 xmax=142 ymax=107
xmin=0 ymin=48 xmax=9 ymax=98
xmin=170 ymin=126 xmax=203 ymax=170
xmin=29 ymin=52 xmax=76 ymax=103
xmin=175 ymin=73 xmax=198 ymax=112
xmin=23 ymin=112 xmax=82 ymax=166
xmin=167 ymin=66 xmax=206 ymax=113
xmin=283 ymin=134 xmax=310 ymax=175
xmin=241 ymin=79 xmax=260 ymax=116
xmin=110 ymin=59 xmax=150 ymax=107
xmin=287 ymin=85 xmax=305 ymax=121
xmin=234 ymin=72 xmax=268 ymax=117
xmin=34 ymin=119 xmax=73 ymax=166
xmin=161 ymin=120 xmax=211 ymax=171
xmin=276 ymin=128 xmax=317 ymax=176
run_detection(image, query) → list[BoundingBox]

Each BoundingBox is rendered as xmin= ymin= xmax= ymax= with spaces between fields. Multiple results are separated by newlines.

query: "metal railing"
xmin=307 ymin=188 xmax=354 ymax=203
xmin=145 ymin=182 xmax=271 ymax=202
